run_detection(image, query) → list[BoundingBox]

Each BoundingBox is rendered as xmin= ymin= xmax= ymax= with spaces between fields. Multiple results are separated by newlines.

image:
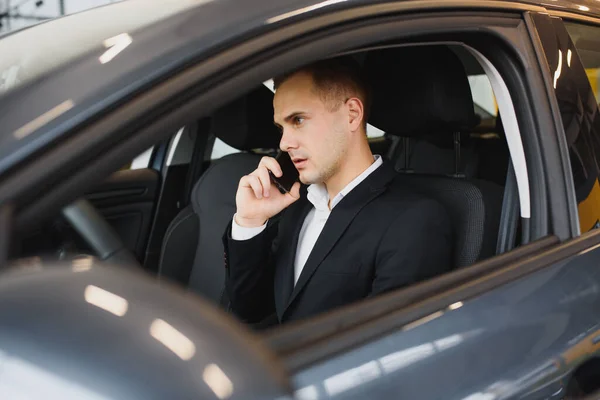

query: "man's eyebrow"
xmin=274 ymin=111 xmax=305 ymax=129
xmin=283 ymin=112 xmax=304 ymax=123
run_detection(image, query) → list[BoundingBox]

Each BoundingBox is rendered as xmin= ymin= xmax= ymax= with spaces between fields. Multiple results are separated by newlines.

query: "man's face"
xmin=273 ymin=72 xmax=349 ymax=185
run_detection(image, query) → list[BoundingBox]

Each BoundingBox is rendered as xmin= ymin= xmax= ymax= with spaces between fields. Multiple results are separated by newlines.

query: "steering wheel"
xmin=61 ymin=198 xmax=142 ymax=268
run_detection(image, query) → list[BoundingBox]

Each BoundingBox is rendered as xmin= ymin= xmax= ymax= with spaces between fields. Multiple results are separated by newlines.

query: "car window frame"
xmin=269 ymin=9 xmax=600 ymax=375
xmin=2 ymin=9 xmax=548 ymax=236
xmin=261 ymin=27 xmax=552 ymax=365
xmin=0 ymin=2 xmax=571 ymax=360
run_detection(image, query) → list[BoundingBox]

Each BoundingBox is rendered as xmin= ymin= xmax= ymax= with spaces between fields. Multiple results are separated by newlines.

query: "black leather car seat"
xmin=158 ymin=86 xmax=281 ymax=302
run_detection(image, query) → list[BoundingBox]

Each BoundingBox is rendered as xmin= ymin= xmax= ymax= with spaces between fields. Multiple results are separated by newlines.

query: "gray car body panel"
xmin=291 ymin=248 xmax=600 ymax=399
xmin=0 ymin=261 xmax=290 ymax=399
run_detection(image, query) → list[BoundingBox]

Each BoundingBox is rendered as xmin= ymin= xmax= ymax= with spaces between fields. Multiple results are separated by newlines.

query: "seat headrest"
xmin=365 ymin=45 xmax=477 ymax=137
xmin=212 ymin=85 xmax=281 ymax=151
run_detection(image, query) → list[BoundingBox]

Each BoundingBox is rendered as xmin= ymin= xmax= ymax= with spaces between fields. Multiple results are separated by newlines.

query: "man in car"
xmin=223 ymin=57 xmax=453 ymax=327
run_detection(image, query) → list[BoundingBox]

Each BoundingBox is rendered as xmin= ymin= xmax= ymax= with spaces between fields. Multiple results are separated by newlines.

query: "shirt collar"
xmin=307 ymin=155 xmax=383 ymax=211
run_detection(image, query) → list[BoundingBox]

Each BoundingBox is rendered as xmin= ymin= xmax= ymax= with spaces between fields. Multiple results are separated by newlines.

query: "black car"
xmin=1 ymin=0 xmax=600 ymax=398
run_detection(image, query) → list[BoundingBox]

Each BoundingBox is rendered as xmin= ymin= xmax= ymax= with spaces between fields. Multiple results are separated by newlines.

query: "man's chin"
xmin=298 ymin=172 xmax=312 ymax=185
xmin=299 ymin=172 xmax=321 ymax=186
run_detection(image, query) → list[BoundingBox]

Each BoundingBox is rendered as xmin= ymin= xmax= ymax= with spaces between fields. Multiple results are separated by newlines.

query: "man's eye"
xmin=293 ymin=117 xmax=304 ymax=126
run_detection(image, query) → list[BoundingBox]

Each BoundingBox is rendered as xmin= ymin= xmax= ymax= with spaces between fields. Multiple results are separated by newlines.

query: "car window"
xmin=563 ymin=22 xmax=600 ymax=231
xmin=166 ymin=127 xmax=196 ymax=166
xmin=127 ymin=125 xmax=199 ymax=170
xmin=258 ymin=36 xmax=540 ymax=380
xmin=128 ymin=147 xmax=153 ymax=170
xmin=219 ymin=44 xmax=528 ymax=330
xmin=211 ymin=138 xmax=240 ymax=160
xmin=469 ymin=74 xmax=497 ymax=118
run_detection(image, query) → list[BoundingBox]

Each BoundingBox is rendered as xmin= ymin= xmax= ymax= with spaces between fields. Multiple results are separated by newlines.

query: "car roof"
xmin=0 ymin=0 xmax=597 ymax=177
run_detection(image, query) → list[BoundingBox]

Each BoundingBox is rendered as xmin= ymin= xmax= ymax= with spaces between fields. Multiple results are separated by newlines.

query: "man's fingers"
xmin=248 ymin=176 xmax=264 ymax=199
xmin=240 ymin=175 xmax=264 ymax=199
xmin=286 ymin=182 xmax=301 ymax=202
xmin=253 ymin=166 xmax=272 ymax=198
xmin=259 ymin=156 xmax=282 ymax=177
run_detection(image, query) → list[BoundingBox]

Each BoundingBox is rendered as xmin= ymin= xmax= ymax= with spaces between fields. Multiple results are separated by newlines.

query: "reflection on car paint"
xmin=0 ymin=349 xmax=111 ymax=400
xmin=150 ymin=318 xmax=196 ymax=361
xmin=533 ymin=14 xmax=600 ymax=232
xmin=84 ymin=285 xmax=129 ymax=317
xmin=292 ymin=242 xmax=600 ymax=399
xmin=99 ymin=33 xmax=133 ymax=65
xmin=13 ymin=99 xmax=75 ymax=140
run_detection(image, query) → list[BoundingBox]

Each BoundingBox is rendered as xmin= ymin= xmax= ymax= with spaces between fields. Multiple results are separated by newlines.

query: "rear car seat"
xmin=365 ymin=45 xmax=503 ymax=266
xmin=158 ymin=86 xmax=281 ymax=302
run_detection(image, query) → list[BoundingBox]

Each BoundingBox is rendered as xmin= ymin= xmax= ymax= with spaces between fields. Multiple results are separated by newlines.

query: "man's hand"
xmin=235 ymin=156 xmax=301 ymax=227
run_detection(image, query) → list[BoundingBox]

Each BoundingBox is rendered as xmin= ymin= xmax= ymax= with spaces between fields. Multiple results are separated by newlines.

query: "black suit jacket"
xmin=223 ymin=163 xmax=453 ymax=326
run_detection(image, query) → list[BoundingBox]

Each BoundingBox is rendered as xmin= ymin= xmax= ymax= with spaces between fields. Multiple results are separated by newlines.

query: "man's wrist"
xmin=231 ymin=214 xmax=267 ymax=241
xmin=234 ymin=214 xmax=267 ymax=228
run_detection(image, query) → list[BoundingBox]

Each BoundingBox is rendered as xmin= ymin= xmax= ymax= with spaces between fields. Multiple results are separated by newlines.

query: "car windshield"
xmin=0 ymin=0 xmax=209 ymax=99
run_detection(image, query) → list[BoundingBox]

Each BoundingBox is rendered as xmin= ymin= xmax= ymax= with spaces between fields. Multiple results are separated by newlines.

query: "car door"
xmin=83 ymin=122 xmax=211 ymax=268
xmin=8 ymin=146 xmax=165 ymax=265
xmin=258 ymin=9 xmax=600 ymax=400
xmin=80 ymin=125 xmax=199 ymax=268
xmin=2 ymin=1 xmax=598 ymax=398
xmin=82 ymin=152 xmax=162 ymax=263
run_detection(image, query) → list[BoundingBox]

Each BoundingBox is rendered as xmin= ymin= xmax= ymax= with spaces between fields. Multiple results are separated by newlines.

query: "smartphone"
xmin=269 ymin=151 xmax=300 ymax=194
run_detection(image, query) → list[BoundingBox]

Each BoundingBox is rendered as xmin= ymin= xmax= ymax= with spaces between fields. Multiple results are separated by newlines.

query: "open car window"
xmin=194 ymin=41 xmax=529 ymax=335
xmin=211 ymin=138 xmax=240 ymax=160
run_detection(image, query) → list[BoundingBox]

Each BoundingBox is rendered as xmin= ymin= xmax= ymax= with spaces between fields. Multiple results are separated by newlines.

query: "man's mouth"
xmin=292 ymin=157 xmax=307 ymax=168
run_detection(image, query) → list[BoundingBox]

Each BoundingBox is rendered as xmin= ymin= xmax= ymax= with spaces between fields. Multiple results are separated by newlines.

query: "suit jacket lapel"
xmin=274 ymin=190 xmax=311 ymax=319
xmin=282 ymin=163 xmax=398 ymax=317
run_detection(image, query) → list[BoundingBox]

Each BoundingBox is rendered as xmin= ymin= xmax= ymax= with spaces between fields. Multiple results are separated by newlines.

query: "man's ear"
xmin=346 ymin=97 xmax=364 ymax=132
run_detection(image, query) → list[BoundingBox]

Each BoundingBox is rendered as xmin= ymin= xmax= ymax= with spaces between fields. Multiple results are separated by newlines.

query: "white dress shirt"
xmin=232 ymin=155 xmax=383 ymax=285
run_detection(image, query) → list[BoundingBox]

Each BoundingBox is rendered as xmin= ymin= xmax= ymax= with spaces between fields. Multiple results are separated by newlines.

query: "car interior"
xmin=10 ymin=42 xmax=517 ymax=327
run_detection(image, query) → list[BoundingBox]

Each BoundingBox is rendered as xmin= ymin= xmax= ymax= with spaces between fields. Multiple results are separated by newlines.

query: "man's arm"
xmin=370 ymin=198 xmax=453 ymax=296
xmin=223 ymin=219 xmax=279 ymax=324
xmin=226 ymin=155 xmax=301 ymax=324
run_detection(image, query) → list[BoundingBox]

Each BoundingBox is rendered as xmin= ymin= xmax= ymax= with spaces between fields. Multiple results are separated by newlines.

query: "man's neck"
xmin=325 ymin=145 xmax=375 ymax=206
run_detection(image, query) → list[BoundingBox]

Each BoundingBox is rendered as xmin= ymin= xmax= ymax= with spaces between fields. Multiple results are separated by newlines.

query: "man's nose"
xmin=279 ymin=128 xmax=297 ymax=152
